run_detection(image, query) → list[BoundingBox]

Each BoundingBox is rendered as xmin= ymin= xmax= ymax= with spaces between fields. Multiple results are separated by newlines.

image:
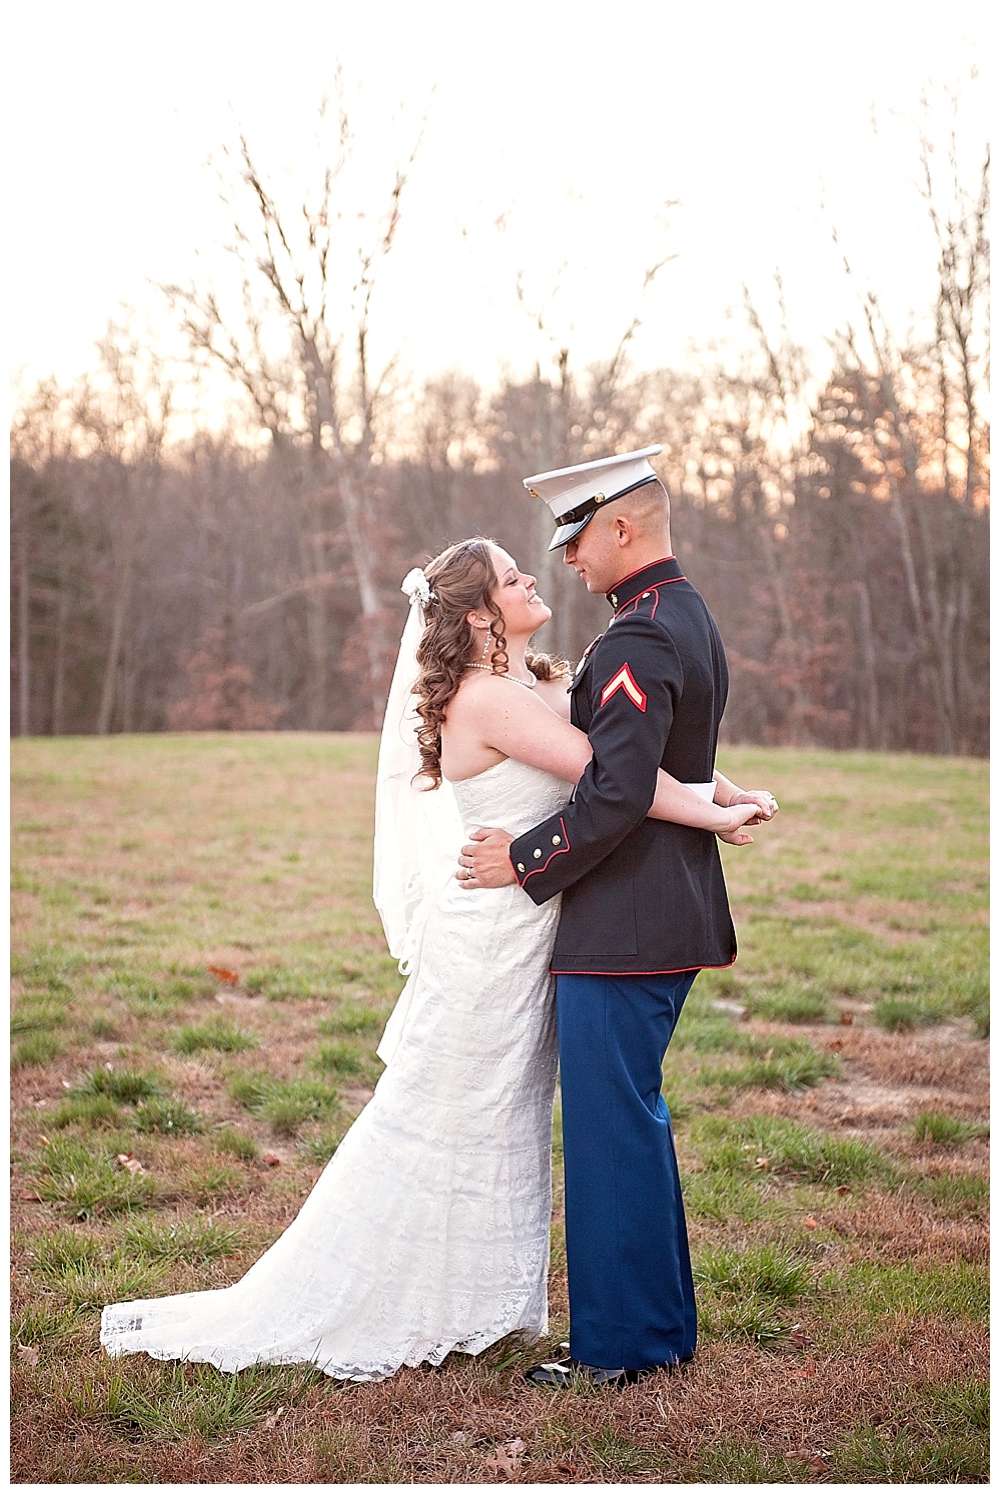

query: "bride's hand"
xmin=716 ymin=802 xmax=760 ymax=846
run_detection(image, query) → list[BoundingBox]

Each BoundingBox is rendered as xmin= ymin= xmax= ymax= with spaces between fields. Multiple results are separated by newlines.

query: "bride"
xmin=101 ymin=538 xmax=758 ymax=1381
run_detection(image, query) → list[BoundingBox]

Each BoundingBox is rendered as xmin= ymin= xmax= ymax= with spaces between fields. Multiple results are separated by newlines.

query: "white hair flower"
xmin=400 ymin=567 xmax=435 ymax=607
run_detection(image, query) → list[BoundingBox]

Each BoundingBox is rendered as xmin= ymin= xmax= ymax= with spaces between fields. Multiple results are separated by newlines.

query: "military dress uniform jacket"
xmin=509 ymin=556 xmax=737 ymax=975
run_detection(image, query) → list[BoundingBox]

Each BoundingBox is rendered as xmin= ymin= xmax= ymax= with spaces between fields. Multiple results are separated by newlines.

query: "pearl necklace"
xmin=467 ymin=663 xmax=536 ymax=689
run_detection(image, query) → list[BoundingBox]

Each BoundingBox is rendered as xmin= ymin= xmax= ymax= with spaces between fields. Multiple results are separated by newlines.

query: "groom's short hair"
xmin=614 ymin=476 xmax=671 ymax=535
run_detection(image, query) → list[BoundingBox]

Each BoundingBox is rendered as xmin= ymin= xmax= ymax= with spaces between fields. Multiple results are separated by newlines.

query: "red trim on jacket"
xmin=514 ymin=815 xmax=570 ymax=884
xmin=606 ymin=556 xmax=677 ymax=595
xmin=614 ymin=574 xmax=685 ymax=618
xmin=550 ymin=957 xmax=737 ymax=976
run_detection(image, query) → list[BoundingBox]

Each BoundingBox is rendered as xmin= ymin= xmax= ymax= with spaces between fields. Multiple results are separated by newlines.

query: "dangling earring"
xmin=481 ymin=628 xmax=491 ymax=660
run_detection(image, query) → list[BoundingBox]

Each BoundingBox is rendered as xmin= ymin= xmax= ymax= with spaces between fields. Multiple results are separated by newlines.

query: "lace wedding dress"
xmin=101 ymin=757 xmax=570 ymax=1381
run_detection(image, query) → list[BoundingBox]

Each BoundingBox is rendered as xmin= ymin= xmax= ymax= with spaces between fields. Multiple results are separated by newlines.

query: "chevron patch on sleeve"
xmin=599 ymin=663 xmax=647 ymax=711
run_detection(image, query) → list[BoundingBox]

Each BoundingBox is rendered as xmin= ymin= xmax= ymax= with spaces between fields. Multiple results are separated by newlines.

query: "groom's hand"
xmin=457 ymin=827 xmax=517 ymax=888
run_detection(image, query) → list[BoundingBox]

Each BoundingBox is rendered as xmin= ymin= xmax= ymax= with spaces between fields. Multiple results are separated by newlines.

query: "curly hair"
xmin=412 ymin=538 xmax=569 ymax=788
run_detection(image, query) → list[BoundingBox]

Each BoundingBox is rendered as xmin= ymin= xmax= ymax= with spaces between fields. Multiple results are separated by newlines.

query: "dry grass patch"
xmin=11 ymin=737 xmax=987 ymax=1483
xmin=833 ymin=1025 xmax=989 ymax=1092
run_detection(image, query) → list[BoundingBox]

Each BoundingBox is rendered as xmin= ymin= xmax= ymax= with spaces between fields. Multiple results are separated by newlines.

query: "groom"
xmin=461 ymin=446 xmax=776 ymax=1387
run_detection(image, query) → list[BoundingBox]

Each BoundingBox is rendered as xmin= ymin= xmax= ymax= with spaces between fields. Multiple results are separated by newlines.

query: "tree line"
xmin=10 ymin=120 xmax=989 ymax=755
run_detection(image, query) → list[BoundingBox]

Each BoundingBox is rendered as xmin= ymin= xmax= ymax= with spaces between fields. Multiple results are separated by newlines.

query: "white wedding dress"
xmin=101 ymin=757 xmax=570 ymax=1381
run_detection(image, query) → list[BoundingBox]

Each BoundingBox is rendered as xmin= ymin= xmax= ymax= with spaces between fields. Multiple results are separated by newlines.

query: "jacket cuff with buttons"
xmin=509 ymin=815 xmax=571 ymax=901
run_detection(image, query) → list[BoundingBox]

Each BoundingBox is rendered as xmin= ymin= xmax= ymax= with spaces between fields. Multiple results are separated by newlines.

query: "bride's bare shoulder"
xmin=444 ymin=668 xmax=502 ymax=718
xmin=447 ymin=670 xmax=548 ymax=723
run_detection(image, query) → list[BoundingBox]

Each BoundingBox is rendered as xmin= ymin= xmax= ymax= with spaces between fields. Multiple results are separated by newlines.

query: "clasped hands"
xmin=718 ymin=789 xmax=779 ymax=846
xmin=456 ymin=789 xmax=779 ymax=889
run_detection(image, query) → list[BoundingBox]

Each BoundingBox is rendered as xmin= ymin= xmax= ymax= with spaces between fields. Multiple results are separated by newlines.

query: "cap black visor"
xmin=548 ymin=514 xmax=595 ymax=550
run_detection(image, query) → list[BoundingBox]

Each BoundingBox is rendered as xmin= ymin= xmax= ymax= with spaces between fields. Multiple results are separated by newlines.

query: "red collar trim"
xmin=606 ymin=556 xmax=685 ymax=612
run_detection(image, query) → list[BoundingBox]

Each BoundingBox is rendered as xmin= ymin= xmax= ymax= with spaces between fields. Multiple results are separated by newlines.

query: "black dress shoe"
xmin=525 ymin=1355 xmax=641 ymax=1388
xmin=525 ymin=1353 xmax=695 ymax=1389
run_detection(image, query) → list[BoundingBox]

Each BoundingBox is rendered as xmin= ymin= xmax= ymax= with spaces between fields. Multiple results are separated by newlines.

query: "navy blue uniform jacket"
xmin=509 ymin=556 xmax=737 ymax=975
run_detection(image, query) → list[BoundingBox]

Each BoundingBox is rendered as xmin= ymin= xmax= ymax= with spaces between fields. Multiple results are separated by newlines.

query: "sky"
xmin=7 ymin=0 xmax=989 ymax=413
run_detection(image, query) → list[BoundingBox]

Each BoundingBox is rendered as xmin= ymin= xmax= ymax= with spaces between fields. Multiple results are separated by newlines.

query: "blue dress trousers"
xmin=556 ymin=971 xmax=698 ymax=1370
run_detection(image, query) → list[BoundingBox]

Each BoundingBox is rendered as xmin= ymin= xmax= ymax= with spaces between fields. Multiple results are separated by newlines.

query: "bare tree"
xmin=918 ymin=118 xmax=990 ymax=739
xmin=70 ymin=323 xmax=172 ymax=734
xmin=162 ymin=89 xmax=426 ymax=726
xmin=8 ymin=90 xmax=987 ymax=754
xmin=497 ymin=241 xmax=678 ymax=662
xmin=10 ymin=379 xmax=90 ymax=737
xmin=13 ymin=487 xmax=31 ymax=736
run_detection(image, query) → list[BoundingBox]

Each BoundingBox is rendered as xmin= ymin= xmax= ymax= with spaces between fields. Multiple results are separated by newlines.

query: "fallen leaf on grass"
xmin=802 ymin=1215 xmax=819 ymax=1230
xmin=808 ymin=1454 xmax=831 ymax=1474
xmin=826 ymin=1038 xmax=844 ymax=1051
xmin=17 ymin=1345 xmax=40 ymax=1366
xmin=37 ymin=1135 xmax=50 ymax=1147
xmin=482 ymin=1438 xmax=527 ymax=1478
xmin=839 ymin=1012 xmax=854 ymax=1025
xmin=116 ymin=1153 xmax=145 ymax=1175
xmin=789 ymin=1330 xmax=813 ymax=1350
xmin=262 ymin=1153 xmax=282 ymax=1168
xmin=554 ymin=1465 xmax=584 ymax=1479
xmin=208 ymin=965 xmax=240 ymax=985
xmin=262 ymin=1406 xmax=286 ymax=1430
xmin=835 ymin=1184 xmax=851 ymax=1195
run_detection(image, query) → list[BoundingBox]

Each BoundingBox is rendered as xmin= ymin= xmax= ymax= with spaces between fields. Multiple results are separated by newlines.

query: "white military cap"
xmin=523 ymin=445 xmax=664 ymax=549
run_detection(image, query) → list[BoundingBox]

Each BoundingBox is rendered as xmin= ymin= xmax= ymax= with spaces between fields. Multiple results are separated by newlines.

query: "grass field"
xmin=10 ymin=734 xmax=989 ymax=1484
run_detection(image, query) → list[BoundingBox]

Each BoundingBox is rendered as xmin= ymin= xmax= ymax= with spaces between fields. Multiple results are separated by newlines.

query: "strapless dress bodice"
xmin=448 ymin=757 xmax=572 ymax=838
